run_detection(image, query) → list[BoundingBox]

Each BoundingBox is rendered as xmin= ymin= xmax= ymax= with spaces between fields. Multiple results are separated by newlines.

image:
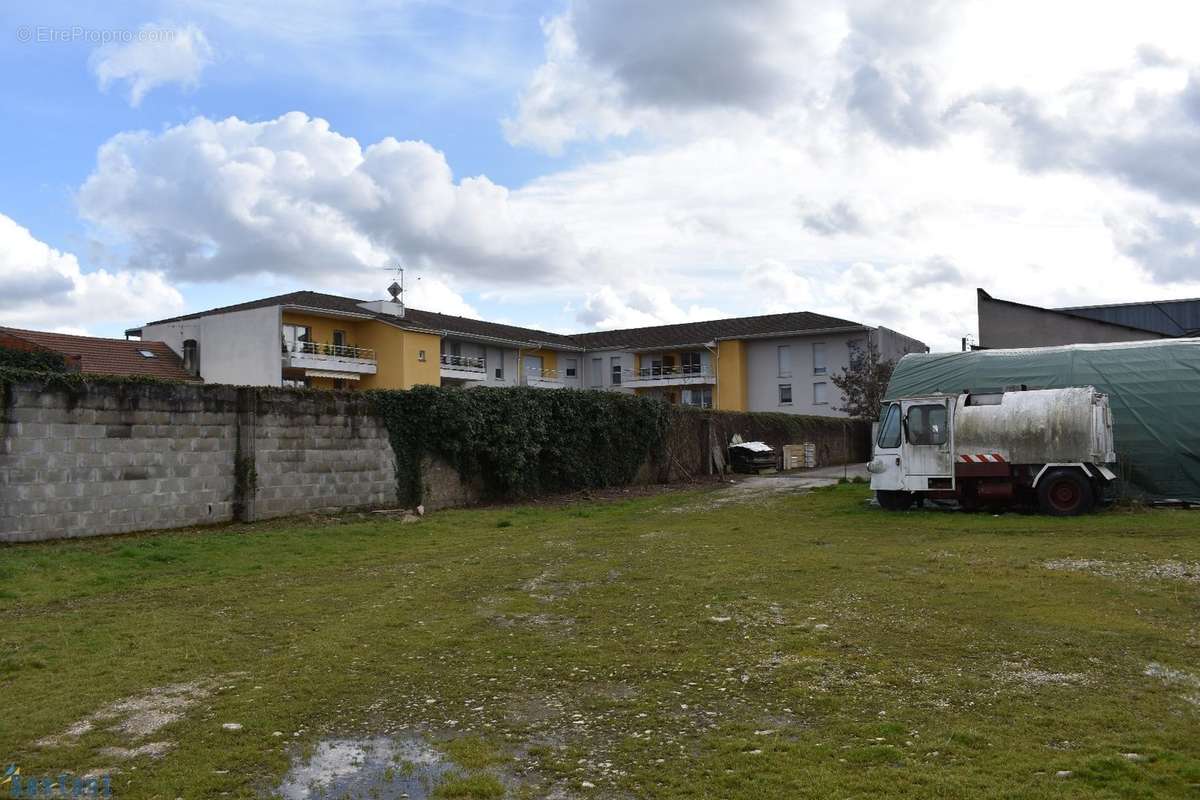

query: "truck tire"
xmin=1037 ymin=469 xmax=1094 ymax=516
xmin=876 ymin=490 xmax=914 ymax=511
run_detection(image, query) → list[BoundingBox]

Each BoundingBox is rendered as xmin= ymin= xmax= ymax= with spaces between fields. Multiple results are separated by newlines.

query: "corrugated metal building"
xmin=1058 ymin=298 xmax=1200 ymax=337
xmin=977 ymin=289 xmax=1200 ymax=349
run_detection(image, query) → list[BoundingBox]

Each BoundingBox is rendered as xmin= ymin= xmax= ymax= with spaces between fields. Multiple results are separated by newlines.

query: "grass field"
xmin=2 ymin=482 xmax=1199 ymax=799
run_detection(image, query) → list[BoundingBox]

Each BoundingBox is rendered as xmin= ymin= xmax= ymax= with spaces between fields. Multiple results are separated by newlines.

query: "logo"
xmin=3 ymin=765 xmax=112 ymax=798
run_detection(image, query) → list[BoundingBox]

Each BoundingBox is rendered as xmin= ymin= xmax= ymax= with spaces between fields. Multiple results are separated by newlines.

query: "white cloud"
xmin=0 ymin=213 xmax=183 ymax=333
xmin=77 ymin=112 xmax=591 ymax=290
xmin=90 ymin=22 xmax=214 ymax=107
xmin=402 ymin=276 xmax=481 ymax=318
xmin=576 ymin=284 xmax=725 ymax=329
xmin=495 ymin=0 xmax=1200 ymax=351
xmin=59 ymin=1 xmax=1200 ymax=353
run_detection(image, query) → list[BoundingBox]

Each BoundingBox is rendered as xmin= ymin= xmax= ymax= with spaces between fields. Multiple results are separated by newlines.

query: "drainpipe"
xmin=704 ymin=340 xmax=718 ymax=410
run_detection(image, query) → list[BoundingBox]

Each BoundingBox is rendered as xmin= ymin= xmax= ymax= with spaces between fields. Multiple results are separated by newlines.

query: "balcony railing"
xmin=440 ymin=353 xmax=487 ymax=373
xmin=625 ymin=365 xmax=714 ymax=385
xmin=523 ymin=367 xmax=565 ymax=387
xmin=284 ymin=340 xmax=376 ymax=361
xmin=282 ymin=338 xmax=378 ymax=375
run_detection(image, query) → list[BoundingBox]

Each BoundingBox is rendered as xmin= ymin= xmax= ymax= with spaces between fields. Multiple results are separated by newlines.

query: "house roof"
xmin=570 ymin=311 xmax=868 ymax=350
xmin=143 ymin=290 xmax=873 ymax=352
xmin=0 ymin=326 xmax=198 ymax=381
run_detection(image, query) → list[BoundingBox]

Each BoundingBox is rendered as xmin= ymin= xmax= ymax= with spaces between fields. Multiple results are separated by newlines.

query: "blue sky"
xmin=1 ymin=1 xmax=574 ymax=331
xmin=3 ymin=1 xmax=1200 ymax=351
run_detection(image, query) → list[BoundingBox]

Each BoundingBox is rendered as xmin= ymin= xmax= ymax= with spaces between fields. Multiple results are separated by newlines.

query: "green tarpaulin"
xmin=885 ymin=339 xmax=1200 ymax=501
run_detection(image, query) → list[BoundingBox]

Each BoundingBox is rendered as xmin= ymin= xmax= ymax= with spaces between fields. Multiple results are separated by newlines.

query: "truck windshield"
xmin=906 ymin=404 xmax=948 ymax=446
xmin=877 ymin=403 xmax=901 ymax=448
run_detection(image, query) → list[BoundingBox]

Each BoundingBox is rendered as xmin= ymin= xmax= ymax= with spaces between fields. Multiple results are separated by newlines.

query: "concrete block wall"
xmin=0 ymin=383 xmax=239 ymax=542
xmin=252 ymin=391 xmax=397 ymax=519
xmin=0 ymin=382 xmax=400 ymax=542
xmin=1 ymin=380 xmax=868 ymax=543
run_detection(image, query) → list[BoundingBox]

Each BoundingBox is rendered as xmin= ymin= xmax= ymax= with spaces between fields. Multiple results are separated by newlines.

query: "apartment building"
xmin=129 ymin=291 xmax=925 ymax=416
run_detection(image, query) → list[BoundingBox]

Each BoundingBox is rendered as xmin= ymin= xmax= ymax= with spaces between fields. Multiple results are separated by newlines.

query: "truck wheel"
xmin=1037 ymin=469 xmax=1094 ymax=516
xmin=876 ymin=490 xmax=914 ymax=511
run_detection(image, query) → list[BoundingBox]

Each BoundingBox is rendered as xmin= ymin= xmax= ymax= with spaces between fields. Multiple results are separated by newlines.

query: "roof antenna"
xmin=380 ymin=264 xmax=405 ymax=314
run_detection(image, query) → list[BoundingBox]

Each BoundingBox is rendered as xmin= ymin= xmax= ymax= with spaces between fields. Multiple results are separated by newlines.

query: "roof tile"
xmin=0 ymin=327 xmax=197 ymax=381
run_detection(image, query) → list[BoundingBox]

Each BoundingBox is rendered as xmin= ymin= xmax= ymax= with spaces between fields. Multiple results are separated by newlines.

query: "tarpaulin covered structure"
xmin=885 ymin=338 xmax=1200 ymax=501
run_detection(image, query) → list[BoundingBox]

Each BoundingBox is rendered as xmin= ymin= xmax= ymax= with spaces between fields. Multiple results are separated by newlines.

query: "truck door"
xmin=901 ymin=398 xmax=953 ymax=486
xmin=869 ymin=402 xmax=904 ymax=491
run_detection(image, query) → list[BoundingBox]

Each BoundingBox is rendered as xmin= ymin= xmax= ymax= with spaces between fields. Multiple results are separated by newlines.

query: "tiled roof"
xmin=399 ymin=307 xmax=580 ymax=348
xmin=570 ymin=311 xmax=867 ymax=350
xmin=0 ymin=327 xmax=198 ymax=381
xmin=144 ymin=290 xmax=870 ymax=352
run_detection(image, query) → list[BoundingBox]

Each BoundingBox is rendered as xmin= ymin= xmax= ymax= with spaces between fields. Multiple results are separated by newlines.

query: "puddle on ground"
xmin=276 ymin=736 xmax=455 ymax=800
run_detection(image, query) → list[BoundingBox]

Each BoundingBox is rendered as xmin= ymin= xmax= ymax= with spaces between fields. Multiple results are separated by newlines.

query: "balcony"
xmin=283 ymin=340 xmax=377 ymax=375
xmin=440 ymin=353 xmax=488 ymax=382
xmin=623 ymin=365 xmax=714 ymax=388
xmin=523 ymin=367 xmax=565 ymax=389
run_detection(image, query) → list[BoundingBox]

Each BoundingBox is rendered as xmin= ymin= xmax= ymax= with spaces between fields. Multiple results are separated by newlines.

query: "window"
xmin=565 ymin=358 xmax=577 ymax=378
xmin=847 ymin=339 xmax=865 ymax=369
xmin=495 ymin=366 xmax=504 ymax=380
xmin=137 ymin=349 xmax=156 ymax=359
xmin=681 ymin=352 xmax=701 ymax=374
xmin=333 ymin=329 xmax=346 ymax=347
xmin=777 ymin=345 xmax=791 ymax=378
xmin=877 ymin=403 xmax=902 ymax=448
xmin=812 ymin=342 xmax=827 ymax=375
xmin=418 ymin=350 xmax=426 ymax=362
xmin=683 ymin=387 xmax=713 ymax=408
xmin=182 ymin=339 xmax=199 ymax=375
xmin=779 ymin=384 xmax=793 ymax=404
xmin=611 ymin=356 xmax=623 ymax=385
xmin=813 ymin=382 xmax=828 ymax=405
xmin=905 ymin=404 xmax=948 ymax=445
xmin=591 ymin=358 xmax=603 ymax=387
xmin=282 ymin=324 xmax=311 ymax=353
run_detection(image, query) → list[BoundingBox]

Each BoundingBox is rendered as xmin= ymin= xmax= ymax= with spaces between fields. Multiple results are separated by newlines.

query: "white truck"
xmin=867 ymin=386 xmax=1118 ymax=515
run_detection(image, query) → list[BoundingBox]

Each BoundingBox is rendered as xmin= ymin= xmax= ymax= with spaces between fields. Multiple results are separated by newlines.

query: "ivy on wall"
xmin=369 ymin=385 xmax=671 ymax=504
xmin=0 ymin=345 xmax=68 ymax=373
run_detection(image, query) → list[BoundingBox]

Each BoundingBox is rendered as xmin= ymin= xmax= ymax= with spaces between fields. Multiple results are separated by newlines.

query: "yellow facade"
xmin=519 ymin=348 xmax=559 ymax=376
xmin=282 ymin=311 xmax=441 ymax=390
xmin=714 ymin=339 xmax=748 ymax=411
xmin=400 ymin=330 xmax=442 ymax=388
xmin=281 ymin=311 xmax=363 ymax=350
xmin=633 ymin=351 xmax=683 ymax=373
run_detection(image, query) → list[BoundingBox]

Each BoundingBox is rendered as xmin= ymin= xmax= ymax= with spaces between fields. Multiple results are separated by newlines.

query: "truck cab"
xmin=869 ymin=387 xmax=1117 ymax=515
xmin=870 ymin=395 xmax=956 ymax=508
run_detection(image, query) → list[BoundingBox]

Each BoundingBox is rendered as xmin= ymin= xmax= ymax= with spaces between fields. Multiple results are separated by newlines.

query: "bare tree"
xmin=831 ymin=341 xmax=896 ymax=419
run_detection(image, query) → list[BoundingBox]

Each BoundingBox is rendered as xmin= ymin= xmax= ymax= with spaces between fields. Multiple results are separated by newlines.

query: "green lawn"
xmin=2 ymin=484 xmax=1199 ymax=798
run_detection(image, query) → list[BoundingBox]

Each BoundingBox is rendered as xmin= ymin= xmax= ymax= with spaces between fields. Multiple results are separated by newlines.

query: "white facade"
xmin=744 ymin=328 xmax=926 ymax=416
xmin=143 ymin=306 xmax=283 ymax=386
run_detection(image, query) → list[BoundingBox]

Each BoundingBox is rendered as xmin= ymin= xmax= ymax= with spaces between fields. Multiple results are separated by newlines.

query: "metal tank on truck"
xmin=867 ymin=386 xmax=1118 ymax=515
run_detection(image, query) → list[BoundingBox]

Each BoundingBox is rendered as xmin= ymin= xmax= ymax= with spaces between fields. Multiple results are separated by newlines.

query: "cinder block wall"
xmin=252 ymin=391 xmax=397 ymax=520
xmin=1 ymin=380 xmax=869 ymax=543
xmin=0 ymin=382 xmax=399 ymax=542
xmin=0 ymin=382 xmax=239 ymax=542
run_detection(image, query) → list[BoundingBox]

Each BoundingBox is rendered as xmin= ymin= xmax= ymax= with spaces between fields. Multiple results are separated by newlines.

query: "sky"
xmin=2 ymin=0 xmax=1199 ymax=353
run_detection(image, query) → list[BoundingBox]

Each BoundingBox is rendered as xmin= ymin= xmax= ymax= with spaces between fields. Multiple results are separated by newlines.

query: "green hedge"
xmin=369 ymin=385 xmax=671 ymax=504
